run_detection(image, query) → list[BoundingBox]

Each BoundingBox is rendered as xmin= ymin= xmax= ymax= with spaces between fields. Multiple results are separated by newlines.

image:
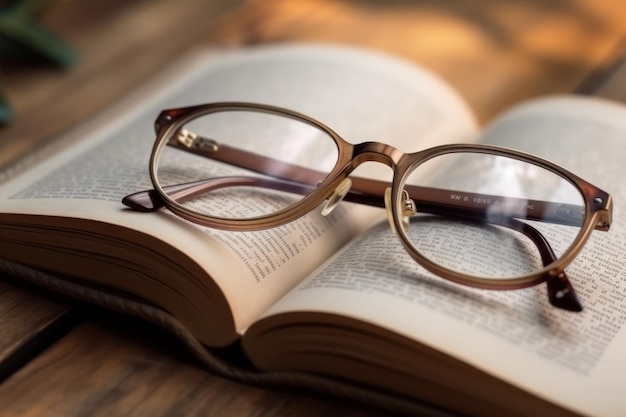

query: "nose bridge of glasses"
xmin=349 ymin=143 xmax=418 ymax=234
xmin=352 ymin=141 xmax=405 ymax=167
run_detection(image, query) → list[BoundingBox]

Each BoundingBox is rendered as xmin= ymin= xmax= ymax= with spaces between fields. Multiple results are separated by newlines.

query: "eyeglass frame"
xmin=123 ymin=102 xmax=613 ymax=312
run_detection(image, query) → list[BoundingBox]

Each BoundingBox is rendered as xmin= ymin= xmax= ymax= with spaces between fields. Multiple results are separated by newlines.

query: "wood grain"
xmin=0 ymin=278 xmax=72 ymax=381
xmin=0 ymin=310 xmax=383 ymax=417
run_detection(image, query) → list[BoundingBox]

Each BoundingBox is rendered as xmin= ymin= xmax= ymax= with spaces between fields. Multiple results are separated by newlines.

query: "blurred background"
xmin=1 ymin=0 xmax=625 ymax=168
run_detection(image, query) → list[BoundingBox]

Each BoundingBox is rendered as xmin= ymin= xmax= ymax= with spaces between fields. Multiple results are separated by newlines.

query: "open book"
xmin=1 ymin=44 xmax=625 ymax=417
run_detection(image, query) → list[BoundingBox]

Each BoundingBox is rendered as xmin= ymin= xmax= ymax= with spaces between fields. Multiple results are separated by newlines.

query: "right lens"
xmin=154 ymin=109 xmax=339 ymax=219
xmin=400 ymin=151 xmax=585 ymax=280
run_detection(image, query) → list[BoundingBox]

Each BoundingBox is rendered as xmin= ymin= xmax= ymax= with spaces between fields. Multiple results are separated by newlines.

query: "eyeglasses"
xmin=122 ymin=102 xmax=612 ymax=312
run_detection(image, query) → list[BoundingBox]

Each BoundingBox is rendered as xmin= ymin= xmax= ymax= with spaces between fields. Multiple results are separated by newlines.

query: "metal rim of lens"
xmin=149 ymin=104 xmax=349 ymax=230
xmin=392 ymin=147 xmax=589 ymax=288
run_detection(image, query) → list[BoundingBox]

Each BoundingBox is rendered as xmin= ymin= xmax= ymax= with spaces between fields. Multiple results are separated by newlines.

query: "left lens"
xmin=154 ymin=108 xmax=339 ymax=219
xmin=399 ymin=151 xmax=585 ymax=280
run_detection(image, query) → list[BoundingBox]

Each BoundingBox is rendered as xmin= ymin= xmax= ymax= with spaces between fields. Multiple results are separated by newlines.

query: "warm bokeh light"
xmin=213 ymin=0 xmax=626 ymax=121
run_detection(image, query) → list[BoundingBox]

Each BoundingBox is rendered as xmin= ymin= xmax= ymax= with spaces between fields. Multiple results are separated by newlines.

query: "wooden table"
xmin=0 ymin=1 xmax=625 ymax=415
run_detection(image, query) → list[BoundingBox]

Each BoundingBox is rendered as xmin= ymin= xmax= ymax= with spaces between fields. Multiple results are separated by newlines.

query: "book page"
xmin=244 ymin=96 xmax=626 ymax=416
xmin=0 ymin=44 xmax=477 ymax=345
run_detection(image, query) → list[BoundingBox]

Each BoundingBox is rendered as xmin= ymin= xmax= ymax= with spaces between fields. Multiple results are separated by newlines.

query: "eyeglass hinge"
xmin=176 ymin=129 xmax=219 ymax=152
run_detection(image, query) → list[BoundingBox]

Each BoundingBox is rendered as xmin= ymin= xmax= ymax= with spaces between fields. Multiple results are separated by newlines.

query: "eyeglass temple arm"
xmin=121 ymin=175 xmax=581 ymax=312
xmin=154 ymin=138 xmax=591 ymax=228
xmin=121 ymin=171 xmax=579 ymax=228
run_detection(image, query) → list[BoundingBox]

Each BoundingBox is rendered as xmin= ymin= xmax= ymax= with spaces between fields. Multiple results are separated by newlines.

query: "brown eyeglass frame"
xmin=123 ymin=102 xmax=613 ymax=312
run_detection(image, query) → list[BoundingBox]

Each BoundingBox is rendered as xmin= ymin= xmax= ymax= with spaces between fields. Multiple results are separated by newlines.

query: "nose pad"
xmin=384 ymin=188 xmax=415 ymax=234
xmin=401 ymin=190 xmax=417 ymax=217
xmin=321 ymin=178 xmax=352 ymax=216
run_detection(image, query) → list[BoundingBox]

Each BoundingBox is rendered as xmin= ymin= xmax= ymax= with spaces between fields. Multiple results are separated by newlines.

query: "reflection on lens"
xmin=402 ymin=152 xmax=584 ymax=279
xmin=155 ymin=110 xmax=339 ymax=219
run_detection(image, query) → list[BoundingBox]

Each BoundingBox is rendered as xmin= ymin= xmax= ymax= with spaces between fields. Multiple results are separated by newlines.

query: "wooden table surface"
xmin=0 ymin=1 xmax=625 ymax=416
